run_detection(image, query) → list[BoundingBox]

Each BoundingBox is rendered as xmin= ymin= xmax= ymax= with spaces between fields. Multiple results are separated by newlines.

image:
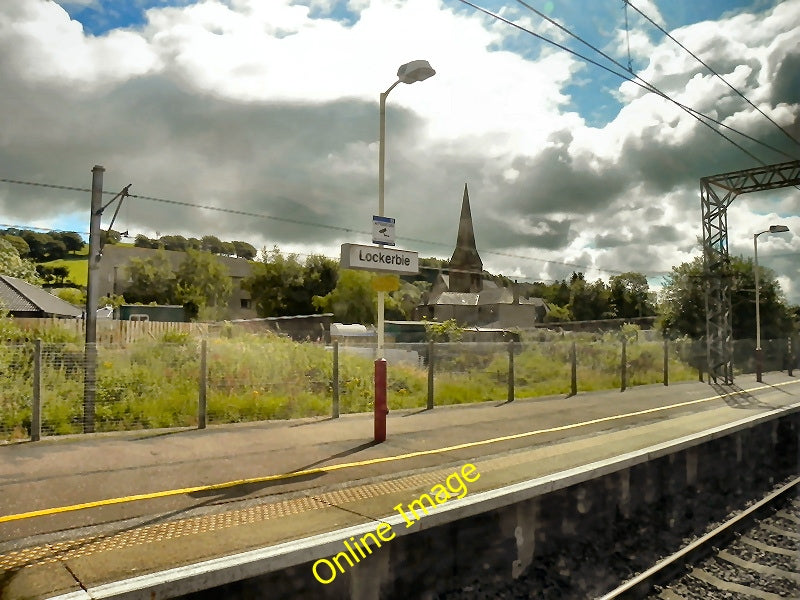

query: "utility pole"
xmin=83 ymin=165 xmax=104 ymax=433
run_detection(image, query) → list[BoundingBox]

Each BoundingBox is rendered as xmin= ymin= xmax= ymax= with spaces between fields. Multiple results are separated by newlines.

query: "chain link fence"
xmin=2 ymin=333 xmax=796 ymax=442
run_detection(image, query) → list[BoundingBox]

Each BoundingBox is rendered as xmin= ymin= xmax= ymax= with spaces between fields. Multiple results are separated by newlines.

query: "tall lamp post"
xmin=753 ymin=224 xmax=790 ymax=382
xmin=374 ymin=60 xmax=435 ymax=443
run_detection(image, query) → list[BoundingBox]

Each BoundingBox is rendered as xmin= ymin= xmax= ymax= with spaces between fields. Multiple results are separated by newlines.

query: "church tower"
xmin=448 ymin=184 xmax=483 ymax=293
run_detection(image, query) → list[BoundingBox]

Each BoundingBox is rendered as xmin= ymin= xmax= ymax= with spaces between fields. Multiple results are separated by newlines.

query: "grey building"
xmin=96 ymin=245 xmax=257 ymax=320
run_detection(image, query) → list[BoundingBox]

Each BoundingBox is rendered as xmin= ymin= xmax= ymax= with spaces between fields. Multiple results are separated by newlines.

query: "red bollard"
xmin=374 ymin=358 xmax=388 ymax=443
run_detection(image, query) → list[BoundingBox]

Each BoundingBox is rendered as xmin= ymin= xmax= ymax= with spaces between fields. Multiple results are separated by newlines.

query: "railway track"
xmin=600 ymin=476 xmax=800 ymax=600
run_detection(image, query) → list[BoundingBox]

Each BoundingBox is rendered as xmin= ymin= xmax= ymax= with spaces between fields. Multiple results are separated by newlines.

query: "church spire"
xmin=449 ymin=183 xmax=483 ymax=293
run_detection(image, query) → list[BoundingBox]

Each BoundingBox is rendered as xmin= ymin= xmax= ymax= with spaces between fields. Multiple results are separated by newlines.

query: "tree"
xmin=568 ymin=275 xmax=613 ymax=321
xmin=243 ymin=247 xmax=337 ymax=317
xmin=123 ymin=250 xmax=176 ymax=304
xmin=659 ymin=254 xmax=792 ymax=339
xmin=159 ymin=235 xmax=189 ymax=252
xmin=134 ymin=234 xmax=159 ymax=249
xmin=52 ymin=231 xmax=84 ymax=254
xmin=51 ymin=266 xmax=70 ymax=285
xmin=232 ymin=240 xmax=257 ymax=260
xmin=0 ymin=239 xmax=40 ymax=284
xmin=610 ymin=272 xmax=656 ymax=318
xmin=0 ymin=234 xmax=29 ymax=257
xmin=174 ymin=250 xmax=232 ymax=320
xmin=312 ymin=269 xmax=379 ymax=324
xmin=100 ymin=230 xmax=123 ymax=246
xmin=201 ymin=235 xmax=225 ymax=254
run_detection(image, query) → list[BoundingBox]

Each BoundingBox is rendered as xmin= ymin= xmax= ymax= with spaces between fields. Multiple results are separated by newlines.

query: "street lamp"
xmin=373 ymin=60 xmax=435 ymax=444
xmin=377 ymin=59 xmax=435 ymax=358
xmin=753 ymin=224 xmax=790 ymax=382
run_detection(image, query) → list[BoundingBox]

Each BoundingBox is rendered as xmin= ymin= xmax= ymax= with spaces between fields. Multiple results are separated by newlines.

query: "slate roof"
xmin=0 ymin=276 xmax=83 ymax=317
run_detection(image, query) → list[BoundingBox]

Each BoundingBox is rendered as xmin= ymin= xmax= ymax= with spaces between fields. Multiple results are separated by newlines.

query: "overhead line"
xmin=453 ymin=1 xmax=767 ymax=166
xmin=625 ymin=0 xmax=800 ymax=150
xmin=0 ymin=176 xmax=650 ymax=277
xmin=511 ymin=0 xmax=799 ymax=163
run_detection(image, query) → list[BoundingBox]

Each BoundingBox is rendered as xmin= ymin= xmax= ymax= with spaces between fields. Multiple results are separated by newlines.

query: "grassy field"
xmin=0 ymin=318 xmax=699 ymax=441
xmin=39 ymin=243 xmax=134 ymax=288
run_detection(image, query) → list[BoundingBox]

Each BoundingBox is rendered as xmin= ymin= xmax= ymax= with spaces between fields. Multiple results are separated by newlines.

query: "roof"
xmin=0 ymin=276 xmax=83 ymax=317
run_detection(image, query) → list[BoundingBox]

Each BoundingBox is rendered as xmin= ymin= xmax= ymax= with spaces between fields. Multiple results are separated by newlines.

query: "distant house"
xmin=96 ymin=245 xmax=256 ymax=320
xmin=0 ymin=275 xmax=83 ymax=318
xmin=415 ymin=185 xmax=549 ymax=328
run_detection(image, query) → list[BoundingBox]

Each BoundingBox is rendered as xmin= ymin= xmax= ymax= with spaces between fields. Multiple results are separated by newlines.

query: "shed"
xmin=0 ymin=275 xmax=83 ymax=318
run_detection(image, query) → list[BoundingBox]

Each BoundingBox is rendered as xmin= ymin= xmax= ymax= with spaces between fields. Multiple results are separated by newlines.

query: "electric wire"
xmin=0 ymin=176 xmax=657 ymax=278
xmin=454 ymin=0 xmax=778 ymax=166
xmin=511 ymin=0 xmax=799 ymax=163
xmin=625 ymin=0 xmax=800 ymax=150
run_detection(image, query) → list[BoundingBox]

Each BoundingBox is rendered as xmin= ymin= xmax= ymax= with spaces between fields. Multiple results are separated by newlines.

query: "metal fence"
xmin=1 ymin=334 xmax=797 ymax=442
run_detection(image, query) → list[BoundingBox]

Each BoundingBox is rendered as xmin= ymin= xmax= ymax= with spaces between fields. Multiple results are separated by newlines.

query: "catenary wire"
xmin=454 ymin=0 xmax=771 ymax=166
xmin=625 ymin=0 xmax=800 ymax=150
xmin=511 ymin=0 xmax=799 ymax=162
xmin=0 ymin=176 xmax=661 ymax=277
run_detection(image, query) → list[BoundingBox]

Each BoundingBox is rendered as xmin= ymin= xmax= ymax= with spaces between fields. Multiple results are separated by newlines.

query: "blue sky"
xmin=58 ymin=0 xmax=782 ymax=128
xmin=4 ymin=0 xmax=799 ymax=300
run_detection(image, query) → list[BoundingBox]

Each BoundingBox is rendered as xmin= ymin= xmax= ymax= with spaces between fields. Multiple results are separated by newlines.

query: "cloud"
xmin=0 ymin=0 xmax=798 ymax=303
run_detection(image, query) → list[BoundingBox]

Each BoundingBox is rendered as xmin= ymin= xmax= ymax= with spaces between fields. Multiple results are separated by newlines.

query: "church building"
xmin=415 ymin=184 xmax=549 ymax=328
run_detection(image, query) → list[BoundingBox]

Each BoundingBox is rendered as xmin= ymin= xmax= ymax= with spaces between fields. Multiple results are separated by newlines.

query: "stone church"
xmin=415 ymin=184 xmax=548 ymax=328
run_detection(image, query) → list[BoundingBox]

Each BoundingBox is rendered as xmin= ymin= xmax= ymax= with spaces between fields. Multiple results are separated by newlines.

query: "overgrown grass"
xmin=0 ymin=319 xmax=700 ymax=442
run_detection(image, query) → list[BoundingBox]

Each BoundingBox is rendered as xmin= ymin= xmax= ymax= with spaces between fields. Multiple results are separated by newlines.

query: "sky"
xmin=0 ymin=0 xmax=798 ymax=303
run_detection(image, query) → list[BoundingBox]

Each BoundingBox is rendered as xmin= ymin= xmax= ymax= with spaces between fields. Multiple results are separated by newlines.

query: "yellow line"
xmin=1 ymin=380 xmax=797 ymax=524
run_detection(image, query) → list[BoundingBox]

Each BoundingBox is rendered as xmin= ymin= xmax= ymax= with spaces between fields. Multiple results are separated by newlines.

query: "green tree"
xmin=52 ymin=231 xmax=84 ymax=254
xmin=610 ymin=272 xmax=656 ymax=318
xmin=659 ymin=254 xmax=792 ymax=339
xmin=0 ymin=234 xmax=30 ymax=257
xmin=568 ymin=275 xmax=613 ymax=321
xmin=56 ymin=288 xmax=86 ymax=306
xmin=201 ymin=235 xmax=225 ymax=254
xmin=232 ymin=240 xmax=257 ymax=260
xmin=243 ymin=248 xmax=337 ymax=317
xmin=174 ymin=250 xmax=232 ymax=320
xmin=134 ymin=234 xmax=159 ymax=249
xmin=0 ymin=238 xmax=40 ymax=284
xmin=313 ymin=269 xmax=382 ymax=324
xmin=100 ymin=230 xmax=123 ymax=246
xmin=123 ymin=250 xmax=176 ymax=304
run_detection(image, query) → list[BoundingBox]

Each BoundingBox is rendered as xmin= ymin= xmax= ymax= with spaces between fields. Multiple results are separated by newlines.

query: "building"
xmin=0 ymin=275 xmax=83 ymax=318
xmin=415 ymin=184 xmax=549 ymax=328
xmin=96 ymin=245 xmax=256 ymax=320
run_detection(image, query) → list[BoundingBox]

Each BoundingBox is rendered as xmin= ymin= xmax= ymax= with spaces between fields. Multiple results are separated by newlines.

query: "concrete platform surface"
xmin=0 ymin=372 xmax=798 ymax=599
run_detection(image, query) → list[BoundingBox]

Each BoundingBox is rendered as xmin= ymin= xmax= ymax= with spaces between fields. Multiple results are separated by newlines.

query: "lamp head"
xmin=397 ymin=60 xmax=436 ymax=84
xmin=768 ymin=225 xmax=789 ymax=233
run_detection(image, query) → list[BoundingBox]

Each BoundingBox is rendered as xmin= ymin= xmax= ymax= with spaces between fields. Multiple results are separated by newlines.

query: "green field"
xmin=41 ymin=254 xmax=88 ymax=286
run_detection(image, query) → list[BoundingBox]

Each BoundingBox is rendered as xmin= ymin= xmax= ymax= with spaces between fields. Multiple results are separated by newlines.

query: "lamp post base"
xmin=755 ymin=348 xmax=763 ymax=383
xmin=374 ymin=359 xmax=388 ymax=443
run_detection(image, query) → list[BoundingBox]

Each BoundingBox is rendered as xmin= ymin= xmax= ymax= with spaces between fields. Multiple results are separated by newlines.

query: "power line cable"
xmin=455 ymin=1 xmax=769 ymax=166
xmin=510 ymin=0 xmax=798 ymax=163
xmin=625 ymin=0 xmax=800 ymax=150
xmin=0 ymin=176 xmax=657 ymax=277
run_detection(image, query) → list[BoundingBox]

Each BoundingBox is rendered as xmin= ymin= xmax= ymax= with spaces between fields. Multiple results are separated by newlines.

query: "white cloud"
xmin=0 ymin=0 xmax=798 ymax=304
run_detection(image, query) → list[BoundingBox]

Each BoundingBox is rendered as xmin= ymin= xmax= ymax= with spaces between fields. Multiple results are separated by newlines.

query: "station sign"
xmin=340 ymin=243 xmax=418 ymax=275
xmin=372 ymin=215 xmax=396 ymax=246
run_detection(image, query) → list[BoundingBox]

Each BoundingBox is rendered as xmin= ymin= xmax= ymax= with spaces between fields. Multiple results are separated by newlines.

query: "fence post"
xmin=788 ymin=337 xmax=793 ymax=377
xmin=507 ymin=342 xmax=515 ymax=403
xmin=332 ymin=341 xmax=340 ymax=418
xmin=198 ymin=339 xmax=207 ymax=429
xmin=427 ymin=340 xmax=435 ymax=410
xmin=663 ymin=338 xmax=669 ymax=386
xmin=31 ymin=339 xmax=42 ymax=442
xmin=620 ymin=337 xmax=627 ymax=392
xmin=570 ymin=341 xmax=577 ymax=397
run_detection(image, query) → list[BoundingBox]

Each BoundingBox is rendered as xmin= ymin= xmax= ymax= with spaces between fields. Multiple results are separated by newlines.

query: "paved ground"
xmin=0 ymin=372 xmax=798 ymax=599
